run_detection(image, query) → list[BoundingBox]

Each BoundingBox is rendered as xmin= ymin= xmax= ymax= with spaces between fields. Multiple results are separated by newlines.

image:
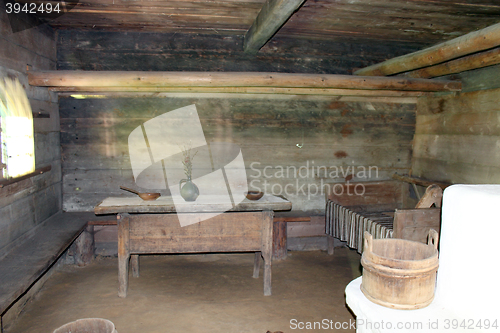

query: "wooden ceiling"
xmin=37 ymin=0 xmax=500 ymax=46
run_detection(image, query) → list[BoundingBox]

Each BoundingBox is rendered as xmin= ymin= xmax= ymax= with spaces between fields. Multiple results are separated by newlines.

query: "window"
xmin=0 ymin=77 xmax=35 ymax=179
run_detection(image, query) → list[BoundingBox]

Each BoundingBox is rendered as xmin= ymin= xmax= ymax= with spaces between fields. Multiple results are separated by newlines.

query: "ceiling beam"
xmin=354 ymin=22 xmax=500 ymax=76
xmin=28 ymin=71 xmax=461 ymax=93
xmin=244 ymin=0 xmax=305 ymax=54
xmin=399 ymin=47 xmax=500 ymax=79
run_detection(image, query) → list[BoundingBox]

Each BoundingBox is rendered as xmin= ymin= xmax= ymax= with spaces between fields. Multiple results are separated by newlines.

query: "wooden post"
xmin=117 ymin=213 xmax=130 ymax=298
xmin=327 ymin=235 xmax=335 ymax=255
xmin=261 ymin=210 xmax=273 ymax=296
xmin=74 ymin=224 xmax=95 ymax=266
xmin=355 ymin=22 xmax=500 ymax=76
xmin=272 ymin=220 xmax=287 ymax=260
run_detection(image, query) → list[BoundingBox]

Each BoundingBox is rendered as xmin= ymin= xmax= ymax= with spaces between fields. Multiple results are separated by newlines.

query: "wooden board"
xmin=94 ymin=194 xmax=291 ymax=215
xmin=393 ymin=208 xmax=441 ymax=244
xmin=327 ymin=180 xmax=406 ymax=211
xmin=56 ymin=30 xmax=426 ymax=75
xmin=128 ymin=212 xmax=264 ymax=253
xmin=36 ymin=0 xmax=500 ymax=45
xmin=0 ymin=212 xmax=105 ymax=315
xmin=287 ymin=215 xmax=325 ymax=238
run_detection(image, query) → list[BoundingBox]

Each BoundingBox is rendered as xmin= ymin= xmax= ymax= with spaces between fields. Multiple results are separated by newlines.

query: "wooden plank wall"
xmin=0 ymin=10 xmax=60 ymax=257
xmin=56 ymin=30 xmax=420 ymax=213
xmin=60 ymin=95 xmax=415 ymax=213
xmin=56 ymin=30 xmax=426 ymax=73
xmin=412 ymin=64 xmax=500 ymax=183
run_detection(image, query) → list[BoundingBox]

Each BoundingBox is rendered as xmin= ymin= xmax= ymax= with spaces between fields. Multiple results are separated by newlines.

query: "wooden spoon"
xmin=120 ymin=186 xmax=161 ymax=201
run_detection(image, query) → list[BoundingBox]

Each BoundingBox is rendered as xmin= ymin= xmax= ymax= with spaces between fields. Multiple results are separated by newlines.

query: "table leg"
xmin=263 ymin=255 xmax=272 ymax=296
xmin=131 ymin=255 xmax=140 ymax=278
xmin=262 ymin=210 xmax=273 ymax=296
xmin=74 ymin=224 xmax=95 ymax=266
xmin=272 ymin=220 xmax=287 ymax=260
xmin=253 ymin=252 xmax=261 ymax=278
xmin=117 ymin=214 xmax=130 ymax=298
xmin=327 ymin=235 xmax=335 ymax=255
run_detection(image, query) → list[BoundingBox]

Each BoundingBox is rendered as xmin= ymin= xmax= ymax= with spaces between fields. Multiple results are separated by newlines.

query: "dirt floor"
xmin=7 ymin=248 xmax=361 ymax=333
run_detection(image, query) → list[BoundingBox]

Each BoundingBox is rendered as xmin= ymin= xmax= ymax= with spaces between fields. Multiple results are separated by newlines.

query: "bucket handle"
xmin=427 ymin=229 xmax=439 ymax=250
xmin=363 ymin=231 xmax=373 ymax=253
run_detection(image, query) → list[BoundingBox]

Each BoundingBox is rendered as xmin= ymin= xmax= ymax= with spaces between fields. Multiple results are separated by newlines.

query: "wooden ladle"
xmin=120 ymin=186 xmax=161 ymax=201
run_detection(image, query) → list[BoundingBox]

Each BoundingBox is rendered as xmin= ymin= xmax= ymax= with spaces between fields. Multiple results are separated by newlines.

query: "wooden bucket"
xmin=360 ymin=230 xmax=439 ymax=310
xmin=53 ymin=318 xmax=117 ymax=333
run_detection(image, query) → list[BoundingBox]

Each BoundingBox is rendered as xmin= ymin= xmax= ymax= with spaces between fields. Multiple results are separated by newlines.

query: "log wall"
xmin=60 ymin=95 xmax=415 ymax=212
xmin=57 ymin=29 xmax=420 ymax=213
xmin=412 ymin=64 xmax=500 ymax=183
xmin=56 ymin=30 xmax=425 ymax=73
xmin=0 ymin=9 xmax=60 ymax=257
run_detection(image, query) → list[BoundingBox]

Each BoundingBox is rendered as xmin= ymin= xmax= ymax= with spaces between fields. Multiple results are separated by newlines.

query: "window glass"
xmin=0 ymin=77 xmax=35 ymax=179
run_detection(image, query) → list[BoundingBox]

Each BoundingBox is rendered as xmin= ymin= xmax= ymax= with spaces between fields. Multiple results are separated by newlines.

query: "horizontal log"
xmin=391 ymin=173 xmax=450 ymax=189
xmin=411 ymin=157 xmax=500 ymax=185
xmin=400 ymin=47 xmax=500 ymax=79
xmin=416 ymin=110 xmax=500 ymax=136
xmin=56 ymin=92 xmax=418 ymax=104
xmin=88 ymin=220 xmax=117 ymax=226
xmin=413 ymin=134 xmax=500 ymax=167
xmin=274 ymin=216 xmax=311 ymax=223
xmin=49 ymin=86 xmax=428 ymax=97
xmin=28 ymin=71 xmax=461 ymax=92
xmin=59 ymin=118 xmax=414 ymax=147
xmin=355 ymin=22 xmax=500 ymax=76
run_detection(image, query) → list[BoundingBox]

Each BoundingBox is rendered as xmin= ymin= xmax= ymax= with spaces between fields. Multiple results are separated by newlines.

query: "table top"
xmin=94 ymin=194 xmax=292 ymax=215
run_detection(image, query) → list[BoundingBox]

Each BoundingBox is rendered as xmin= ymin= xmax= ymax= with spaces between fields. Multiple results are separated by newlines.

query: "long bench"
xmin=0 ymin=212 xmax=106 ymax=325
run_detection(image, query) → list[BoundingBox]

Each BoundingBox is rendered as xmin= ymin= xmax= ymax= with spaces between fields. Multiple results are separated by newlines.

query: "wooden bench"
xmin=0 ymin=212 xmax=104 ymax=328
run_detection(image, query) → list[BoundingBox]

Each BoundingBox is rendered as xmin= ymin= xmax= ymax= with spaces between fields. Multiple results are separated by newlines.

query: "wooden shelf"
xmin=0 ymin=165 xmax=52 ymax=188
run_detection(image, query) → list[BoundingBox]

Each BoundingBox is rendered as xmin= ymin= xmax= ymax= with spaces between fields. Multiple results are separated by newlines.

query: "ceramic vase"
xmin=179 ymin=176 xmax=199 ymax=201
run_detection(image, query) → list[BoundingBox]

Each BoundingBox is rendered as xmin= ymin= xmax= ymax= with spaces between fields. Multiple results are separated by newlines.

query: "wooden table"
xmin=94 ymin=195 xmax=291 ymax=297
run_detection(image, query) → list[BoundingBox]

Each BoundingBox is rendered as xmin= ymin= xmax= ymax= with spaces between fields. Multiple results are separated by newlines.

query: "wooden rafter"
xmin=244 ymin=0 xmax=305 ymax=54
xmin=354 ymin=22 xmax=500 ymax=77
xmin=399 ymin=47 xmax=500 ymax=79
